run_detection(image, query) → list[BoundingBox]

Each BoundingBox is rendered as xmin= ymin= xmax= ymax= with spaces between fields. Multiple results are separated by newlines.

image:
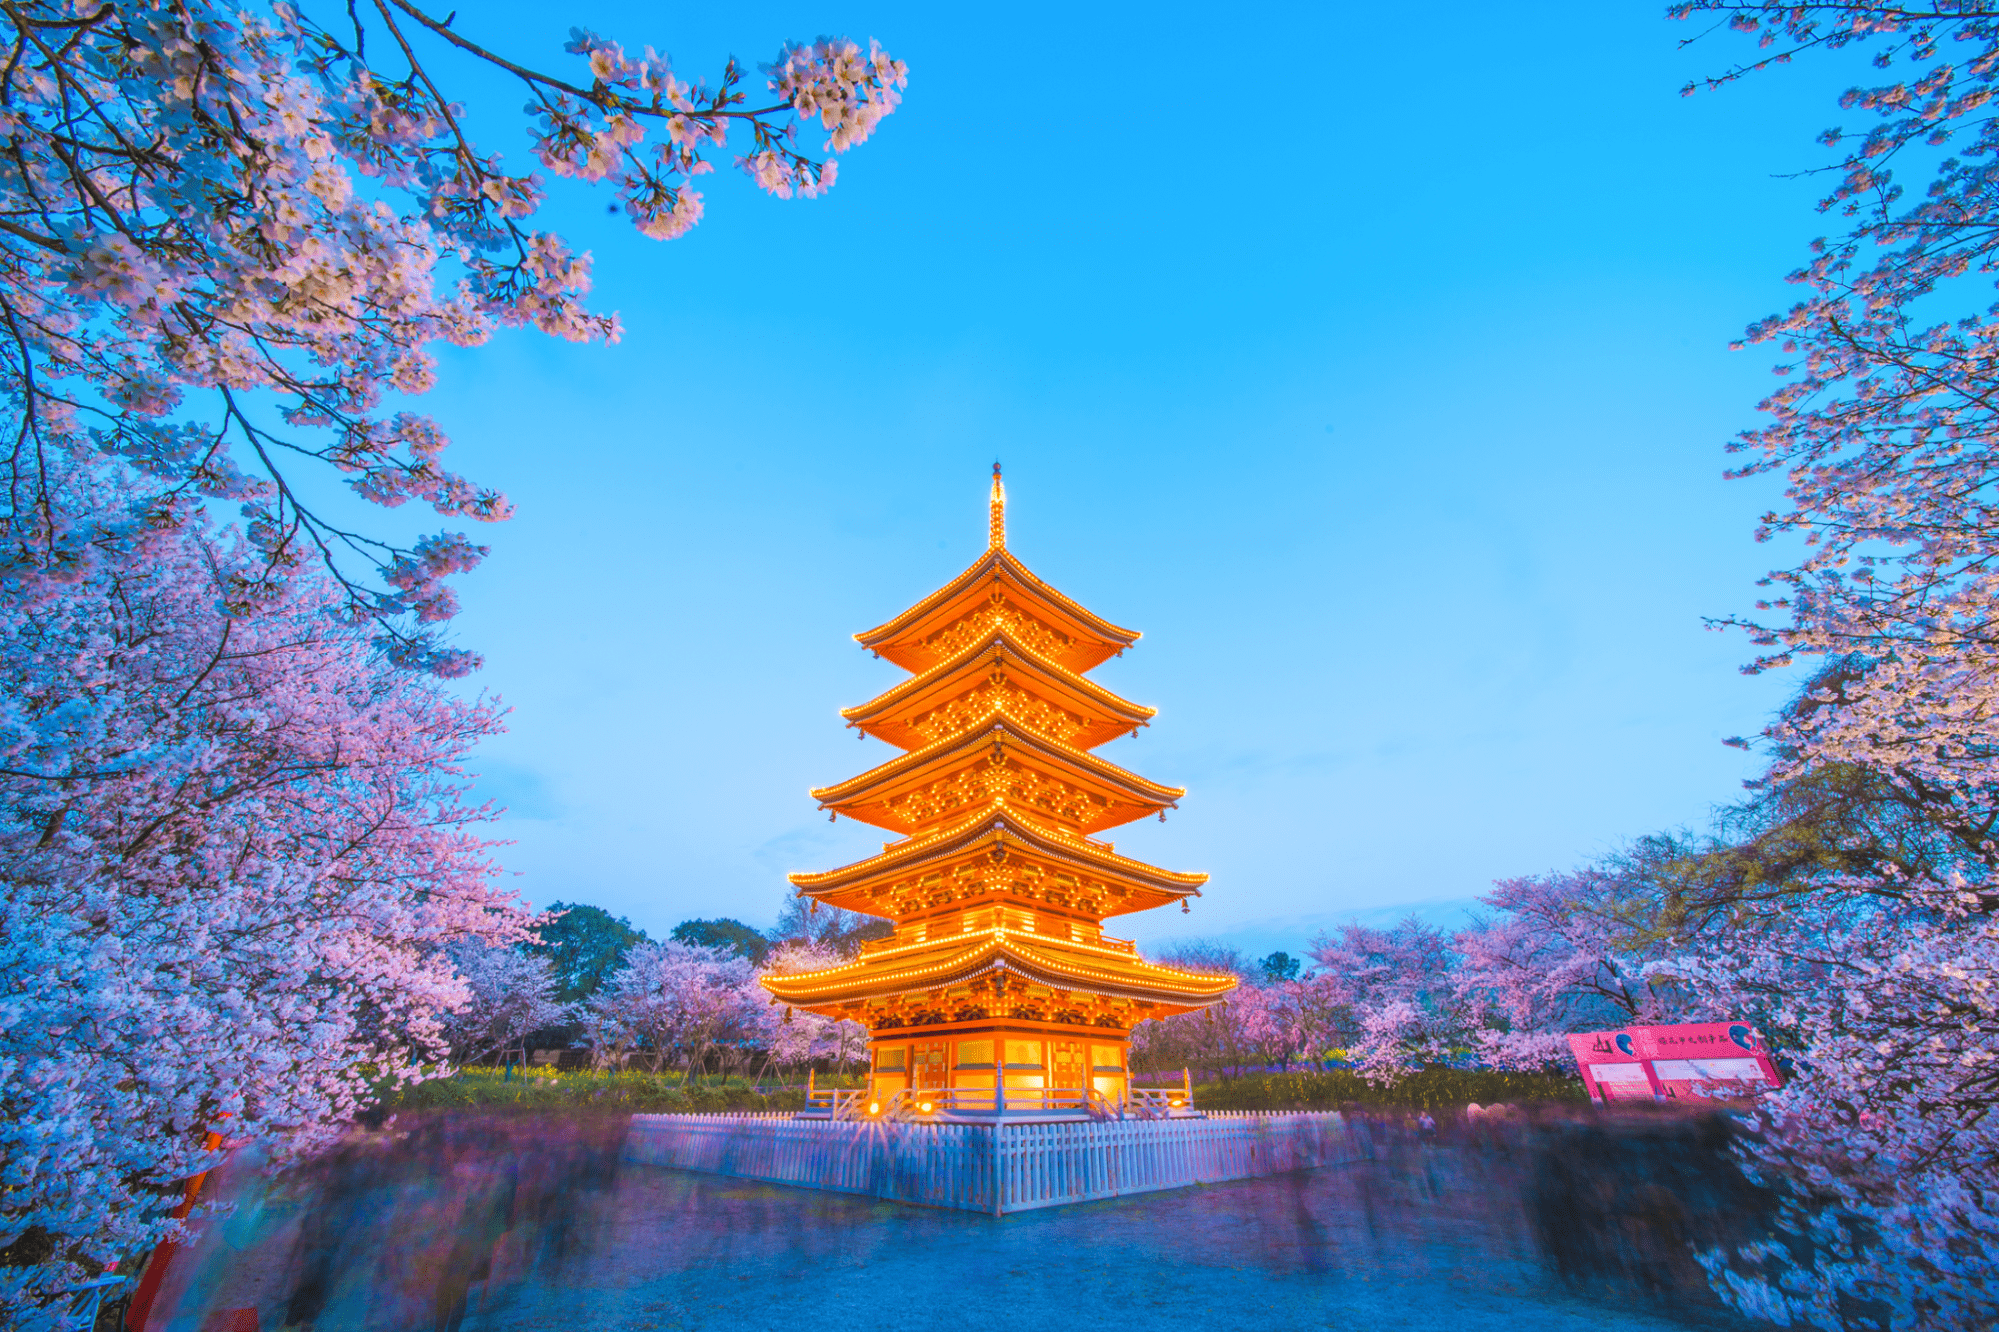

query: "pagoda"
xmin=761 ymin=467 xmax=1235 ymax=1115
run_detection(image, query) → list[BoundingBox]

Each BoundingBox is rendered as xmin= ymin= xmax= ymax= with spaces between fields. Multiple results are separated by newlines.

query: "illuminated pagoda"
xmin=761 ymin=467 xmax=1235 ymax=1116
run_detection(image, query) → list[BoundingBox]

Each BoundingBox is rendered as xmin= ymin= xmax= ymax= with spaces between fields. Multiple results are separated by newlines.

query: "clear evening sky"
xmin=404 ymin=2 xmax=1856 ymax=954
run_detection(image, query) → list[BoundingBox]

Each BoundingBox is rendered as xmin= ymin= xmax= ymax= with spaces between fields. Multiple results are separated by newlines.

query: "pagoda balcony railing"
xmin=800 ymin=1085 xmax=1201 ymax=1123
xmin=794 ymin=1083 xmax=1205 ymax=1123
xmin=858 ymin=929 xmax=1140 ymax=955
xmin=887 ymin=1086 xmax=1117 ymax=1121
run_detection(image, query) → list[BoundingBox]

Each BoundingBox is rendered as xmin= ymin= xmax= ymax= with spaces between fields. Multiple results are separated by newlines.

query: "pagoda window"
xmin=871 ymin=1045 xmax=909 ymax=1100
xmin=1003 ymin=1038 xmax=1046 ymax=1090
xmin=1089 ymin=1043 xmax=1128 ymax=1102
xmin=953 ymin=1038 xmax=995 ymax=1070
xmin=1003 ymin=1039 xmax=1043 ymax=1069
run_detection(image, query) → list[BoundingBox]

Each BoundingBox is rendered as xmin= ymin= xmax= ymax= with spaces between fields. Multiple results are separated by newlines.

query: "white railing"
xmin=796 ymin=1087 xmax=868 ymax=1119
xmin=624 ymin=1111 xmax=1365 ymax=1215
xmin=1127 ymin=1088 xmax=1198 ymax=1119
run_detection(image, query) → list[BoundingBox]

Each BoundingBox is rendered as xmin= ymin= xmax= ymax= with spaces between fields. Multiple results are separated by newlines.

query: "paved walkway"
xmin=150 ymin=1115 xmax=1743 ymax=1330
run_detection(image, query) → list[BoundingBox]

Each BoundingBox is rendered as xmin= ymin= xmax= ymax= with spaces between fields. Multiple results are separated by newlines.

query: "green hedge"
xmin=373 ymin=1066 xmax=1584 ymax=1116
xmin=1185 ymin=1067 xmax=1589 ymax=1112
xmin=375 ymin=1068 xmax=862 ymax=1114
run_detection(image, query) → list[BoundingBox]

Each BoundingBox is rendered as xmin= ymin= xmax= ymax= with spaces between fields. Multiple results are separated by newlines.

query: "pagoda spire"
xmin=988 ymin=462 xmax=1006 ymax=549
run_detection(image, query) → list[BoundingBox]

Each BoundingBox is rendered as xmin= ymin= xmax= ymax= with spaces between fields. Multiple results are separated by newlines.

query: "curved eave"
xmin=786 ymin=807 xmax=1208 ymax=913
xmin=810 ymin=720 xmax=1185 ymax=814
xmin=839 ymin=630 xmax=1157 ymax=751
xmin=759 ymin=931 xmax=1237 ymax=1009
xmin=854 ymin=549 xmax=1140 ymax=670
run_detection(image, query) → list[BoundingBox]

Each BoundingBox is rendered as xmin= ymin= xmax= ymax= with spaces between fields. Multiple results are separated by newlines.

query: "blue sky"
xmin=407 ymin=2 xmax=1858 ymax=954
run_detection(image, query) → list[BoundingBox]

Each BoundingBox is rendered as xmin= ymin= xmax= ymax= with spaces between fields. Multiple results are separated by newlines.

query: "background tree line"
xmin=441 ymin=895 xmax=895 ymax=1079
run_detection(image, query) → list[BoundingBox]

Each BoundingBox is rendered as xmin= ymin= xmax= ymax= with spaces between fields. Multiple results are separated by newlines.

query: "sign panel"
xmin=1566 ymin=1021 xmax=1781 ymax=1104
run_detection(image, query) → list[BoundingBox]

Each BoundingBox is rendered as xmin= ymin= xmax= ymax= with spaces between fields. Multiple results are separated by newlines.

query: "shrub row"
xmin=1187 ymin=1067 xmax=1589 ymax=1112
xmin=375 ymin=1068 xmax=861 ymax=1114
xmin=375 ymin=1066 xmax=1586 ymax=1116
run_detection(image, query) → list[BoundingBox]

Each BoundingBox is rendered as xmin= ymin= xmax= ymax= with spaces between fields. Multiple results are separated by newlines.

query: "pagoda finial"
xmin=988 ymin=462 xmax=1006 ymax=549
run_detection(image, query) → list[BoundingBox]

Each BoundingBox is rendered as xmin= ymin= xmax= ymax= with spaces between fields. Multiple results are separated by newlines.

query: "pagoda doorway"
xmin=1049 ymin=1039 xmax=1086 ymax=1098
xmin=912 ymin=1038 xmax=949 ymax=1094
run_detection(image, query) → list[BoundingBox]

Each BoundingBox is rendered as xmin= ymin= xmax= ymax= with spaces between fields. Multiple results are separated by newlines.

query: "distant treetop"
xmin=526 ymin=902 xmax=648 ymax=1003
xmin=671 ymin=918 xmax=773 ymax=965
xmin=1259 ymin=951 xmax=1302 ymax=984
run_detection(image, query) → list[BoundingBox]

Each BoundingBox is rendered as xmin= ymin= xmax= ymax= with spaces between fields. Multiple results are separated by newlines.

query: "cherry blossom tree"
xmin=1681 ymin=5 xmax=1999 ymax=706
xmin=1454 ymin=869 xmax=1697 ymax=1070
xmin=1646 ymin=888 xmax=1999 ymax=1328
xmin=1663 ymin=9 xmax=1999 ymax=1321
xmin=0 ymin=3 xmax=906 ymax=670
xmin=586 ymin=939 xmax=760 ymax=1077
xmin=0 ymin=464 xmax=523 ymax=1329
xmin=441 ymin=943 xmax=571 ymax=1067
xmin=1300 ymin=919 xmax=1469 ymax=1082
xmin=1128 ymin=943 xmax=1232 ymax=1077
xmin=0 ymin=6 xmax=907 ymax=1323
xmin=1674 ymin=4 xmax=1999 ymax=897
xmin=755 ymin=939 xmax=865 ymax=1081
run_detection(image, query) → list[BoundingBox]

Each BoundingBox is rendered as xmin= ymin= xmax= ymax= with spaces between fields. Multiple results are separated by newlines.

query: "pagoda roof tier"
xmin=855 ymin=547 xmax=1139 ymax=675
xmin=759 ymin=926 xmax=1236 ymax=1013
xmin=788 ymin=806 xmax=1207 ymax=918
xmin=841 ymin=629 xmax=1156 ymax=753
xmin=811 ymin=720 xmax=1184 ymax=837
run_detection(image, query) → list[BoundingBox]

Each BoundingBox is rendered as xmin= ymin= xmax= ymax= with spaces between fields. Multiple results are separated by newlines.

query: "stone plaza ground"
xmin=142 ymin=1109 xmax=1759 ymax=1330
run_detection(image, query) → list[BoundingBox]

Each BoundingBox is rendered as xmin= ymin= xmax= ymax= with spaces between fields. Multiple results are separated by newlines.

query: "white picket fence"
xmin=623 ymin=1111 xmax=1367 ymax=1214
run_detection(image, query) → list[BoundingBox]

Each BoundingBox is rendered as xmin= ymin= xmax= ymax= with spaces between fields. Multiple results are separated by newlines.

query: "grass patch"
xmin=1186 ymin=1067 xmax=1589 ymax=1112
xmin=376 ymin=1067 xmax=864 ymax=1115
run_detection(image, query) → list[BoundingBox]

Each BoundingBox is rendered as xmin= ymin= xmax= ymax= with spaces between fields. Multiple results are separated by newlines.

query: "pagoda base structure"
xmin=624 ymin=1110 xmax=1370 ymax=1215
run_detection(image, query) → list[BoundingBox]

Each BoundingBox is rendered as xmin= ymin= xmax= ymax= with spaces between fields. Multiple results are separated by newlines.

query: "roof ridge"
xmin=838 ymin=625 xmax=1158 ymax=726
xmin=787 ymin=806 xmax=1208 ymax=893
xmin=853 ymin=546 xmax=1140 ymax=652
xmin=809 ymin=718 xmax=1186 ymax=808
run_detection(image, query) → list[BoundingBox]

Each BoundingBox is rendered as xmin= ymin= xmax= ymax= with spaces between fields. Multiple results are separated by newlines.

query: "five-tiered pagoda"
xmin=761 ymin=468 xmax=1235 ymax=1113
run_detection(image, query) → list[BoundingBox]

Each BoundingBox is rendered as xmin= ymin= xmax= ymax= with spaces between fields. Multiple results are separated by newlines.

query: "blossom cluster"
xmin=578 ymin=938 xmax=864 ymax=1077
xmin=0 ymin=464 xmax=527 ymax=1328
xmin=0 ymin=3 xmax=904 ymax=669
xmin=1662 ymin=7 xmax=1999 ymax=1322
xmin=1130 ymin=870 xmax=1696 ymax=1088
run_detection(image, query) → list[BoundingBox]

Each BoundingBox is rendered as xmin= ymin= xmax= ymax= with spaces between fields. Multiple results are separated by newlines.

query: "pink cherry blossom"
xmin=754 ymin=940 xmax=868 ymax=1072
xmin=0 ymin=463 xmax=525 ymax=1327
xmin=444 ymin=944 xmax=573 ymax=1067
xmin=0 ymin=4 xmax=906 ymax=669
xmin=1671 ymin=8 xmax=1999 ymax=1321
xmin=587 ymin=940 xmax=763 ymax=1076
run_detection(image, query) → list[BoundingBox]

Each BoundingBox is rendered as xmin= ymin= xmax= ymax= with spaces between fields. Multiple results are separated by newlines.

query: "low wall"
xmin=623 ymin=1111 xmax=1368 ymax=1214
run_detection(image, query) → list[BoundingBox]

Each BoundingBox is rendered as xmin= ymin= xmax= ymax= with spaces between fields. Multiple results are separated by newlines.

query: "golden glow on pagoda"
xmin=762 ymin=466 xmax=1234 ymax=1112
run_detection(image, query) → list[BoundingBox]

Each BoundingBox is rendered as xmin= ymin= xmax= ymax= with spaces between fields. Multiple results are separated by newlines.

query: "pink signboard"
xmin=1566 ymin=1021 xmax=1781 ymax=1105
